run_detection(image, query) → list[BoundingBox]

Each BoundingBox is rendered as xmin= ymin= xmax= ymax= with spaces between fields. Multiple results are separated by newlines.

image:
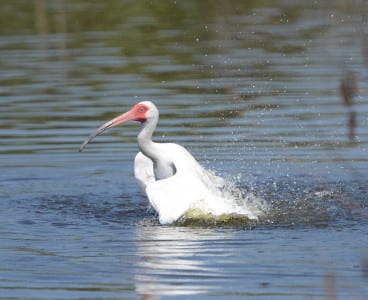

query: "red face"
xmin=132 ymin=103 xmax=149 ymax=123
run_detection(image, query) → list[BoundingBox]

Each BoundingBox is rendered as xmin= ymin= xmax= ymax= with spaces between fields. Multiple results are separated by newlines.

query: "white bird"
xmin=79 ymin=101 xmax=259 ymax=224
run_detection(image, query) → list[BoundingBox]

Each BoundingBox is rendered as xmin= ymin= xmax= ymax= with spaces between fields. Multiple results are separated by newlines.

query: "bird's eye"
xmin=139 ymin=107 xmax=145 ymax=112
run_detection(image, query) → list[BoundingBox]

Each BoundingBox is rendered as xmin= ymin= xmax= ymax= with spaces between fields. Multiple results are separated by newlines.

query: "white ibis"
xmin=79 ymin=101 xmax=259 ymax=224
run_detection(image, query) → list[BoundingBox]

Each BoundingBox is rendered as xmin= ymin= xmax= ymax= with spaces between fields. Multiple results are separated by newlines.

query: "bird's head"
xmin=79 ymin=101 xmax=159 ymax=152
xmin=133 ymin=101 xmax=159 ymax=123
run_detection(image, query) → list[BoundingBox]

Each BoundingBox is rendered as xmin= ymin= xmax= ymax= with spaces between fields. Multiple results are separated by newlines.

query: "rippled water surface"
xmin=1 ymin=1 xmax=368 ymax=299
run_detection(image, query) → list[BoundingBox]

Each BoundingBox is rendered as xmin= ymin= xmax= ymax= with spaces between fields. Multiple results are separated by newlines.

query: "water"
xmin=1 ymin=0 xmax=368 ymax=299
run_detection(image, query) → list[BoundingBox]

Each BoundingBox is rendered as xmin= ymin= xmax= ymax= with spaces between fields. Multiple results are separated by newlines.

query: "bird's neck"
xmin=137 ymin=118 xmax=176 ymax=180
xmin=137 ymin=119 xmax=159 ymax=159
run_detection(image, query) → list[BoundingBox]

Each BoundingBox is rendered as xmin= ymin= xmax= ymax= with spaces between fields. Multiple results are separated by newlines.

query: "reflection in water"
xmin=34 ymin=0 xmax=69 ymax=70
xmin=363 ymin=258 xmax=368 ymax=280
xmin=339 ymin=71 xmax=358 ymax=142
xmin=340 ymin=71 xmax=357 ymax=107
xmin=135 ymin=224 xmax=231 ymax=298
xmin=35 ymin=0 xmax=48 ymax=36
xmin=324 ymin=272 xmax=337 ymax=300
xmin=347 ymin=111 xmax=357 ymax=142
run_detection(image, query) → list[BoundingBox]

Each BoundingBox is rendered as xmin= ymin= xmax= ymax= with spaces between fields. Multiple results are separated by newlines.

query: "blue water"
xmin=1 ymin=1 xmax=368 ymax=299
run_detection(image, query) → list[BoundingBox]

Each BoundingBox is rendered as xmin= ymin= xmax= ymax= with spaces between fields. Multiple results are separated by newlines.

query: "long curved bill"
xmin=79 ymin=109 xmax=136 ymax=152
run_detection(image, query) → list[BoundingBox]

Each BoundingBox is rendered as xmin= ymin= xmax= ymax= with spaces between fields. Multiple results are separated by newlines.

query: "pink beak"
xmin=79 ymin=108 xmax=138 ymax=152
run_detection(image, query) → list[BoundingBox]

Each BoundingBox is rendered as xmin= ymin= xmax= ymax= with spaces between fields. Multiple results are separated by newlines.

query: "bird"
xmin=79 ymin=101 xmax=259 ymax=224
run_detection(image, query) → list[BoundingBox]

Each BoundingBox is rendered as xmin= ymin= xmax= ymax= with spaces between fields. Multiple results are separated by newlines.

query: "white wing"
xmin=134 ymin=152 xmax=155 ymax=193
xmin=146 ymin=162 xmax=211 ymax=224
xmin=142 ymin=143 xmax=226 ymax=224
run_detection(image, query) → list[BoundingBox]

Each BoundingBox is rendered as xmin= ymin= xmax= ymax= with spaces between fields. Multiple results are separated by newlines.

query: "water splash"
xmin=177 ymin=171 xmax=269 ymax=226
xmin=176 ymin=171 xmax=368 ymax=228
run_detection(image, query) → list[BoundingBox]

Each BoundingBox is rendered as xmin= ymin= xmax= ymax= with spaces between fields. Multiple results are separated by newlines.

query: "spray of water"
xmin=178 ymin=170 xmax=269 ymax=226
